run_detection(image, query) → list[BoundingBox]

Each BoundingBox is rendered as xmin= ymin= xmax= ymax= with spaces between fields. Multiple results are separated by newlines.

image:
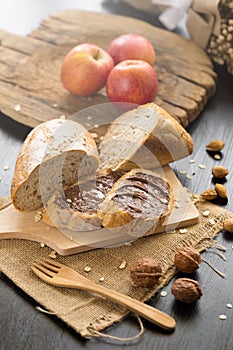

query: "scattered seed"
xmin=3 ymin=165 xmax=9 ymax=171
xmin=227 ymin=303 xmax=232 ymax=309
xmin=219 ymin=314 xmax=227 ymax=320
xmin=209 ymin=218 xmax=215 ymax=226
xmin=214 ymin=154 xmax=221 ymax=160
xmin=94 ymin=124 xmax=99 ymax=128
xmin=40 ymin=243 xmax=45 ymax=248
xmin=202 ymin=210 xmax=211 ymax=217
xmin=186 ymin=172 xmax=195 ymax=179
xmin=59 ymin=115 xmax=66 ymax=119
xmin=52 ymin=103 xmax=58 ymax=107
xmin=189 ymin=159 xmax=195 ymax=163
xmin=49 ymin=250 xmax=57 ymax=259
xmin=179 ymin=228 xmax=188 ymax=234
xmin=179 ymin=170 xmax=187 ymax=175
xmin=99 ymin=136 xmax=104 ymax=141
xmin=66 ymin=198 xmax=72 ymax=203
xmin=160 ymin=291 xmax=167 ymax=297
xmin=90 ymin=132 xmax=98 ymax=139
xmin=14 ymin=104 xmax=21 ymax=112
xmin=0 ymin=176 xmax=2 ymax=181
xmin=124 ymin=241 xmax=133 ymax=246
xmin=87 ymin=116 xmax=92 ymax=120
xmin=84 ymin=266 xmax=91 ymax=273
xmin=119 ymin=260 xmax=127 ymax=269
xmin=99 ymin=277 xmax=105 ymax=282
xmin=175 ymin=203 xmax=181 ymax=208
xmin=198 ymin=164 xmax=206 ymax=169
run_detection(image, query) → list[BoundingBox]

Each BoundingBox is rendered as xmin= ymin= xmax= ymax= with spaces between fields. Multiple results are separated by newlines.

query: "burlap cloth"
xmin=0 ymin=196 xmax=232 ymax=338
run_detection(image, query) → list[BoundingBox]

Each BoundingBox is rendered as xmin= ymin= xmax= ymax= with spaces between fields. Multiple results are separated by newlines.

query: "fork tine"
xmin=36 ymin=258 xmax=60 ymax=272
xmin=40 ymin=258 xmax=64 ymax=269
xmin=31 ymin=263 xmax=54 ymax=278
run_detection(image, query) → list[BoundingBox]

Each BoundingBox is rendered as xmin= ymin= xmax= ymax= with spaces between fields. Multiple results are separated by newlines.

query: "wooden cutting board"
xmin=0 ymin=10 xmax=216 ymax=130
xmin=0 ymin=166 xmax=199 ymax=255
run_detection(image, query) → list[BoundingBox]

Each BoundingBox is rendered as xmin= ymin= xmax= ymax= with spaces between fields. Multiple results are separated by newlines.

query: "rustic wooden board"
xmin=0 ymin=10 xmax=216 ymax=129
xmin=0 ymin=166 xmax=199 ymax=255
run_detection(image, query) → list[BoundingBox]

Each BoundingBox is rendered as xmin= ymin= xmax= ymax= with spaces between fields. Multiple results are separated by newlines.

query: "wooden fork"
xmin=31 ymin=258 xmax=176 ymax=331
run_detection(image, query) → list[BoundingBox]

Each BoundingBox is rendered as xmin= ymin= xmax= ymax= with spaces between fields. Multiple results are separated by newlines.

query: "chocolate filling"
xmin=55 ymin=170 xmax=122 ymax=213
xmin=112 ymin=172 xmax=170 ymax=218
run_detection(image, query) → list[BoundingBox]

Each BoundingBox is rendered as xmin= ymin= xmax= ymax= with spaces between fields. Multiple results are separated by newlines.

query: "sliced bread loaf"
xmin=42 ymin=169 xmax=123 ymax=231
xmin=99 ymin=103 xmax=193 ymax=171
xmin=98 ymin=168 xmax=174 ymax=236
xmin=11 ymin=119 xmax=99 ymax=211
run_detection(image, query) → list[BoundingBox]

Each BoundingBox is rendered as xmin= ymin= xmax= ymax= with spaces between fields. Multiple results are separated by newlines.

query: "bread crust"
xmin=11 ymin=119 xmax=99 ymax=211
xmin=99 ymin=103 xmax=193 ymax=171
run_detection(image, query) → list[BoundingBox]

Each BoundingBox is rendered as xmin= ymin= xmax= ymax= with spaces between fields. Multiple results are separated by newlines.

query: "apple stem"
xmin=94 ymin=49 xmax=100 ymax=60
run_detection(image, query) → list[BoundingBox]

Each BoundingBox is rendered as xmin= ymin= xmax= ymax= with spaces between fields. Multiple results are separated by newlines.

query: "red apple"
xmin=108 ymin=34 xmax=156 ymax=66
xmin=61 ymin=43 xmax=114 ymax=96
xmin=106 ymin=60 xmax=158 ymax=105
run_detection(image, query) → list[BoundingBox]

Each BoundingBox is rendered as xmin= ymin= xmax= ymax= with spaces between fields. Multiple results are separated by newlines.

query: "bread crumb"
xmin=34 ymin=211 xmax=42 ymax=222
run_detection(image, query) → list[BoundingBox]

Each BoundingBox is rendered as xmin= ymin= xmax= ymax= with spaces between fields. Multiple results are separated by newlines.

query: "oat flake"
xmin=84 ymin=266 xmax=91 ymax=273
xmin=179 ymin=228 xmax=188 ymax=234
xmin=219 ymin=314 xmax=227 ymax=320
xmin=14 ymin=104 xmax=21 ymax=112
xmin=202 ymin=210 xmax=210 ymax=217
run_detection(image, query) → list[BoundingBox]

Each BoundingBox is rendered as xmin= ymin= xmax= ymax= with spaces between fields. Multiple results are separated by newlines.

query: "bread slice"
xmin=99 ymin=103 xmax=193 ymax=171
xmin=11 ymin=119 xmax=99 ymax=211
xmin=42 ymin=169 xmax=123 ymax=231
xmin=98 ymin=168 xmax=174 ymax=236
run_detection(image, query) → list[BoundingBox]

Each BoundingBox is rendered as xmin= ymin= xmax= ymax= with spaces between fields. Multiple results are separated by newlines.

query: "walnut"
xmin=130 ymin=258 xmax=162 ymax=288
xmin=171 ymin=278 xmax=203 ymax=303
xmin=174 ymin=246 xmax=201 ymax=273
xmin=212 ymin=166 xmax=229 ymax=178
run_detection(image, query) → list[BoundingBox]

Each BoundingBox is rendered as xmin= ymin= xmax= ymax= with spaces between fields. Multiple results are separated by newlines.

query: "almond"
xmin=215 ymin=183 xmax=228 ymax=199
xmin=212 ymin=166 xmax=229 ymax=178
xmin=206 ymin=139 xmax=225 ymax=152
xmin=201 ymin=188 xmax=218 ymax=200
xmin=223 ymin=218 xmax=233 ymax=233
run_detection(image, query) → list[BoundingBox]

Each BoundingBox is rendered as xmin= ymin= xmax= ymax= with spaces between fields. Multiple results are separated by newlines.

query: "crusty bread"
xmin=98 ymin=168 xmax=174 ymax=236
xmin=99 ymin=103 xmax=193 ymax=171
xmin=11 ymin=119 xmax=99 ymax=211
xmin=42 ymin=169 xmax=123 ymax=231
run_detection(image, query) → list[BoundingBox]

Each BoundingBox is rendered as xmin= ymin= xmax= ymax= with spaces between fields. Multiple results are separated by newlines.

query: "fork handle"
xmin=70 ymin=280 xmax=176 ymax=331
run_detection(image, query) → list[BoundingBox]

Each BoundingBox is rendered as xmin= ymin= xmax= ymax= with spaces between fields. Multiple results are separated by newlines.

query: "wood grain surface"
xmin=0 ymin=10 xmax=216 ymax=129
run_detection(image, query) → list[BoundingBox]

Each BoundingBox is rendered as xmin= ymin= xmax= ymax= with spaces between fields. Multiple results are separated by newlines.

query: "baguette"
xmin=99 ymin=103 xmax=193 ymax=171
xmin=11 ymin=119 xmax=99 ymax=211
xmin=98 ymin=168 xmax=174 ymax=236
